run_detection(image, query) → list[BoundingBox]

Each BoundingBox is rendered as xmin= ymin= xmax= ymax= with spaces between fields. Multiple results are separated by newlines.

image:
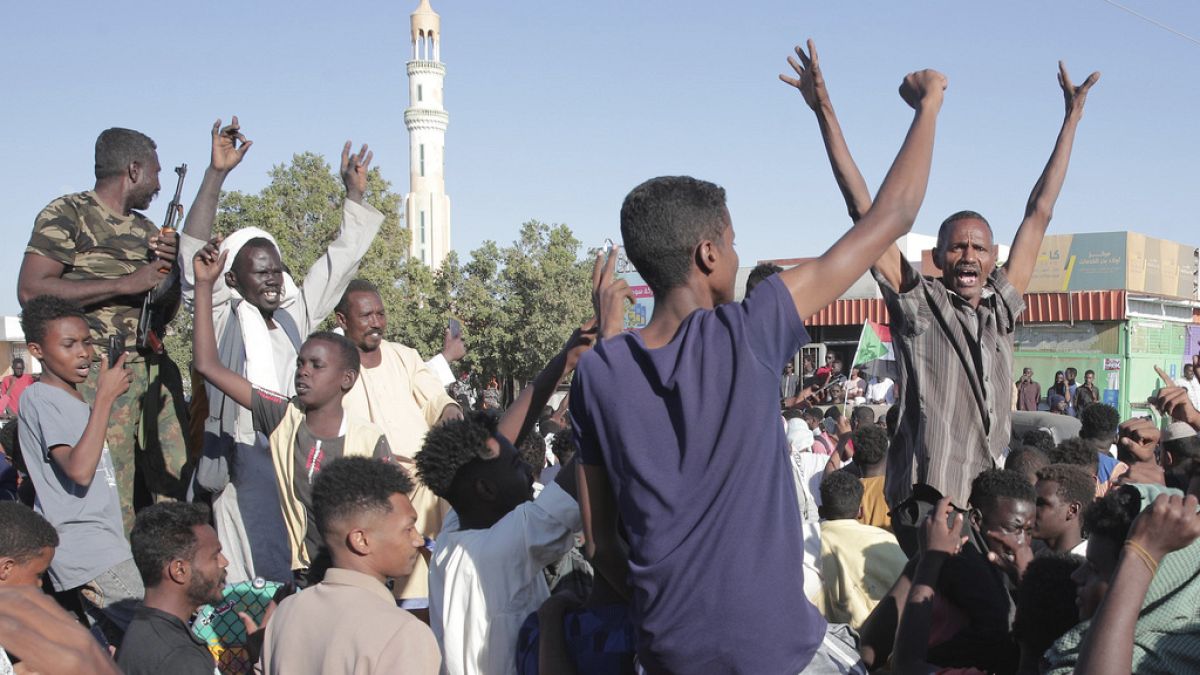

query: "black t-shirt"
xmin=116 ymin=605 xmax=216 ymax=675
xmin=249 ymin=387 xmax=392 ymax=562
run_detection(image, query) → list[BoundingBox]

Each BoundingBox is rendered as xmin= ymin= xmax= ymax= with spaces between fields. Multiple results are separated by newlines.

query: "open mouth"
xmin=262 ymin=289 xmax=281 ymax=303
xmin=295 ymin=383 xmax=310 ymax=395
xmin=954 ymin=267 xmax=980 ymax=288
xmin=76 ymin=363 xmax=91 ymax=378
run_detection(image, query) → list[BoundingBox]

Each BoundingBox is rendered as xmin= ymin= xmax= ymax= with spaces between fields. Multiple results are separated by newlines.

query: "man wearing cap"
xmin=1161 ymin=422 xmax=1200 ymax=492
xmin=178 ymin=118 xmax=384 ymax=583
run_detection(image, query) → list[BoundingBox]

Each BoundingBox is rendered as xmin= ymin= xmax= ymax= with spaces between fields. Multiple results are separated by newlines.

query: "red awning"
xmin=804 ymin=290 xmax=1128 ymax=327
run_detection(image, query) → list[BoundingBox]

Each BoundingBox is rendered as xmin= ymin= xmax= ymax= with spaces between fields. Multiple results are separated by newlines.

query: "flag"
xmin=851 ymin=320 xmax=893 ymax=369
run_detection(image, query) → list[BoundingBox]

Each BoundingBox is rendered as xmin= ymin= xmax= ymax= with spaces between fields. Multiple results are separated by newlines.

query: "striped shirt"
xmin=875 ymin=261 xmax=1025 ymax=506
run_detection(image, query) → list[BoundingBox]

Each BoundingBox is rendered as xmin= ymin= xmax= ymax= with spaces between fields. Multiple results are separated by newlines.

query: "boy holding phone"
xmin=17 ymin=295 xmax=143 ymax=644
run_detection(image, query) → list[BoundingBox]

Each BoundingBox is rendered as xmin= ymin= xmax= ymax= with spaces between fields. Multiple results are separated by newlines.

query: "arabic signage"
xmin=1027 ymin=233 xmax=1197 ymax=298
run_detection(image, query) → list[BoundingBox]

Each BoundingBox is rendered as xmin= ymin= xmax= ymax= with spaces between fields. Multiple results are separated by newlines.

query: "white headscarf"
xmin=220 ymin=228 xmax=303 ymax=442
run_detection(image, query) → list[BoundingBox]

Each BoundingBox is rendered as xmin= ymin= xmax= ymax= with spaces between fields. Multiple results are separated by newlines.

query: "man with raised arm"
xmin=572 ymin=54 xmax=946 ymax=673
xmin=783 ymin=40 xmax=1100 ymax=507
xmin=178 ymin=118 xmax=384 ymax=584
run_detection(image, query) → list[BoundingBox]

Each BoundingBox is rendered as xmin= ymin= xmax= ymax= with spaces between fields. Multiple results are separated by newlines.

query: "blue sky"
xmin=2 ymin=1 xmax=1198 ymax=316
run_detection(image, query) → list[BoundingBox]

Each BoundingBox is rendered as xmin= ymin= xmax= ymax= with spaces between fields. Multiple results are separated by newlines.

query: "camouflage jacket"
xmin=27 ymin=191 xmax=158 ymax=343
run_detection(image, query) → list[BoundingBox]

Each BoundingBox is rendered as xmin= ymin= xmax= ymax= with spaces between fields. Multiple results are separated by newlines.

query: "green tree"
xmin=165 ymin=153 xmax=593 ymax=397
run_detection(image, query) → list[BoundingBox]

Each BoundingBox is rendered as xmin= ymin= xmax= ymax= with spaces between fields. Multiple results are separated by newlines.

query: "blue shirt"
xmin=571 ymin=275 xmax=826 ymax=674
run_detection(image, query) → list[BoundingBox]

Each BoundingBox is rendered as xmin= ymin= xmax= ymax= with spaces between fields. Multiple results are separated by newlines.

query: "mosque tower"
xmin=404 ymin=0 xmax=451 ymax=267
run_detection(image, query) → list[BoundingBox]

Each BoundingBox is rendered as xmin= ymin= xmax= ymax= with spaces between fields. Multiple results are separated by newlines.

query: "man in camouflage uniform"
xmin=19 ymin=127 xmax=189 ymax=532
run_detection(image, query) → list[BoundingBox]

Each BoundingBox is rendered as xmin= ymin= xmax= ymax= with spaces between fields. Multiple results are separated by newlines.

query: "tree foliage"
xmin=166 ymin=152 xmax=591 ymax=393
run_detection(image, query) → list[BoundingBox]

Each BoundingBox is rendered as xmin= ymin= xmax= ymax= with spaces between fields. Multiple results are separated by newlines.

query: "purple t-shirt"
xmin=571 ymin=275 xmax=826 ymax=674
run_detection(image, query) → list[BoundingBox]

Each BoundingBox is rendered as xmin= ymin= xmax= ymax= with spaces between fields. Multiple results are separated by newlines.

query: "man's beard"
xmin=186 ymin=568 xmax=225 ymax=607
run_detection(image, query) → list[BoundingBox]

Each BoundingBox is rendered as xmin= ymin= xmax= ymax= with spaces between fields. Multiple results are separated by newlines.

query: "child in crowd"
xmin=1047 ymin=485 xmax=1200 ymax=673
xmin=192 ymin=249 xmax=391 ymax=580
xmin=0 ymin=501 xmax=58 ymax=588
xmin=1032 ymin=463 xmax=1094 ymax=556
xmin=417 ymin=323 xmax=596 ymax=675
xmin=573 ymin=65 xmax=946 ymax=672
xmin=0 ymin=502 xmax=65 ymax=672
xmin=17 ymin=295 xmax=142 ymax=644
xmin=815 ymin=471 xmax=907 ymax=629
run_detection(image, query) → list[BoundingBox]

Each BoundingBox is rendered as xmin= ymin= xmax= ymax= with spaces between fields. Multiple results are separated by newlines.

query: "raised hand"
xmin=340 ymin=141 xmax=374 ymax=204
xmin=210 ymin=116 xmax=252 ymax=173
xmin=97 ymin=352 xmax=132 ymax=403
xmin=1128 ymin=493 xmax=1200 ymax=563
xmin=1153 ymin=386 xmax=1200 ymax=429
xmin=921 ymin=497 xmax=968 ymax=555
xmin=591 ymin=246 xmax=635 ymax=339
xmin=899 ymin=69 xmax=948 ymax=111
xmin=1118 ymin=417 xmax=1161 ymax=463
xmin=778 ymin=39 xmax=829 ymax=111
xmin=986 ymin=529 xmax=1033 ymax=583
xmin=1057 ymin=61 xmax=1100 ymax=119
xmin=563 ymin=318 xmax=599 ymax=374
xmin=193 ymin=245 xmax=228 ymax=286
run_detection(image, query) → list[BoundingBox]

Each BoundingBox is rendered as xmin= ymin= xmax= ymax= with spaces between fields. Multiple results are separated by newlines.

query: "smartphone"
xmin=108 ymin=333 xmax=125 ymax=368
xmin=448 ymin=318 xmax=462 ymax=339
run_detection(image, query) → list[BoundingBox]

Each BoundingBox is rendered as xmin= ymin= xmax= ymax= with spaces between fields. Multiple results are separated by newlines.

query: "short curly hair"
xmin=518 ymin=430 xmax=546 ymax=473
xmin=852 ymin=425 xmax=888 ymax=467
xmin=312 ymin=457 xmax=413 ymax=540
xmin=1036 ymin=464 xmax=1096 ymax=511
xmin=970 ymin=468 xmax=1037 ymax=512
xmin=1013 ymin=551 xmax=1084 ymax=654
xmin=1005 ymin=446 xmax=1049 ymax=482
xmin=1083 ymin=486 xmax=1140 ymax=544
xmin=819 ymin=470 xmax=864 ymax=520
xmin=1079 ymin=403 xmax=1119 ymax=441
xmin=1049 ymin=437 xmax=1098 ymax=475
xmin=416 ymin=411 xmax=497 ymax=499
xmin=130 ymin=502 xmax=211 ymax=587
xmin=1021 ymin=429 xmax=1056 ymax=455
xmin=20 ymin=295 xmax=87 ymax=346
xmin=551 ymin=429 xmax=577 ymax=466
xmin=0 ymin=502 xmax=58 ymax=562
xmin=304 ymin=331 xmax=361 ymax=373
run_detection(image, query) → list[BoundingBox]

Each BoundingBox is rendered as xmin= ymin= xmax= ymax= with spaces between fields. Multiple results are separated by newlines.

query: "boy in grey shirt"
xmin=18 ymin=295 xmax=143 ymax=644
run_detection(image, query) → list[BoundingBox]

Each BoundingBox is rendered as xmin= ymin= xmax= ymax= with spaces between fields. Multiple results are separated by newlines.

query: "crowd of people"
xmin=2 ymin=38 xmax=1200 ymax=675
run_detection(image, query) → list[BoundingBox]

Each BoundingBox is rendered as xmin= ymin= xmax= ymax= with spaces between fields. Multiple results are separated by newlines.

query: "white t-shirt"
xmin=428 ymin=481 xmax=581 ymax=675
xmin=1183 ymin=377 xmax=1200 ymax=412
xmin=867 ymin=377 xmax=896 ymax=404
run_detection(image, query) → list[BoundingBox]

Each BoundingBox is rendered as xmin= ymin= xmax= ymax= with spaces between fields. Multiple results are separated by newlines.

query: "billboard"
xmin=1026 ymin=232 xmax=1197 ymax=297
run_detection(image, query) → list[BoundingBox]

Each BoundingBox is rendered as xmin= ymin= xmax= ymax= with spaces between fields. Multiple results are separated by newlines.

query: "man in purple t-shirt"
xmin=571 ymin=59 xmax=947 ymax=674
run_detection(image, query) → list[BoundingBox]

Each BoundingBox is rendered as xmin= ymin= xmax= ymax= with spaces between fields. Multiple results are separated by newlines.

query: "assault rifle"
xmin=136 ymin=163 xmax=187 ymax=351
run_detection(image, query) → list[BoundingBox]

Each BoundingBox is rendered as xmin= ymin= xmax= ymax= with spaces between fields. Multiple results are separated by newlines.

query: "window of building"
xmin=420 ymin=211 xmax=426 ymax=243
xmin=420 ymin=144 xmax=425 ymax=177
xmin=417 ymin=84 xmax=423 ymax=102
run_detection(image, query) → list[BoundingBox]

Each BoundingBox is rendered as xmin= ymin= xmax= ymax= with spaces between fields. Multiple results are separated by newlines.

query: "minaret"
xmin=404 ymin=0 xmax=451 ymax=267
